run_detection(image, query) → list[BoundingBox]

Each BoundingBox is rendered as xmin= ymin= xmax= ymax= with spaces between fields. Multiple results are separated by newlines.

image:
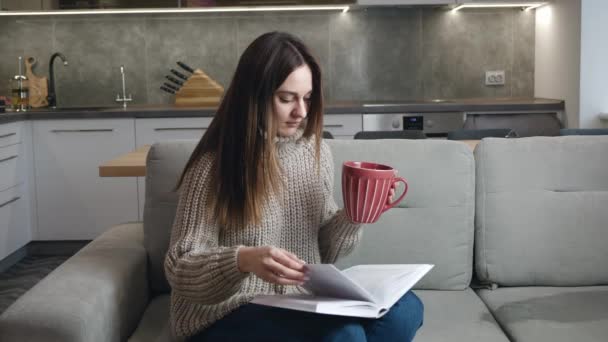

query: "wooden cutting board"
xmin=25 ymin=56 xmax=49 ymax=108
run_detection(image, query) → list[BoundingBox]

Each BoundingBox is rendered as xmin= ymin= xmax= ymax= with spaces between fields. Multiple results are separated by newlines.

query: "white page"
xmin=303 ymin=264 xmax=376 ymax=303
xmin=343 ymin=264 xmax=434 ymax=307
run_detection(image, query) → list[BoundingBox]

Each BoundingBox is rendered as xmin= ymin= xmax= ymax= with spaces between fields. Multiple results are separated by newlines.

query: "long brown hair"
xmin=176 ymin=31 xmax=324 ymax=228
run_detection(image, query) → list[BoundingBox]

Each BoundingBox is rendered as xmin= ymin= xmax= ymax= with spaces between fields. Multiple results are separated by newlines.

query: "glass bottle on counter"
xmin=10 ymin=56 xmax=29 ymax=112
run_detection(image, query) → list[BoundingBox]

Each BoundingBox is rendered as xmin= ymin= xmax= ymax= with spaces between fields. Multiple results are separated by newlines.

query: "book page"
xmin=251 ymin=294 xmax=381 ymax=318
xmin=303 ymin=264 xmax=376 ymax=303
xmin=343 ymin=264 xmax=434 ymax=307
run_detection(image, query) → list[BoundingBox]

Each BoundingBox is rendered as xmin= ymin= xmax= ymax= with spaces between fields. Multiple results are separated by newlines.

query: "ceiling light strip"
xmin=452 ymin=3 xmax=547 ymax=11
xmin=0 ymin=5 xmax=350 ymax=16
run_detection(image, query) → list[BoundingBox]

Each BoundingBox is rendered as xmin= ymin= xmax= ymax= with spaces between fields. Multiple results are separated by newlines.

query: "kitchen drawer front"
xmin=135 ymin=117 xmax=213 ymax=147
xmin=0 ymin=143 xmax=24 ymax=192
xmin=0 ymin=184 xmax=31 ymax=260
xmin=324 ymin=114 xmax=362 ymax=138
xmin=0 ymin=122 xmax=22 ymax=148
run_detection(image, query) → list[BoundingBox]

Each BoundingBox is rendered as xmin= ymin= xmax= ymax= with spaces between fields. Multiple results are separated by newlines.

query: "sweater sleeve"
xmin=317 ymin=142 xmax=363 ymax=264
xmin=164 ymin=155 xmax=249 ymax=304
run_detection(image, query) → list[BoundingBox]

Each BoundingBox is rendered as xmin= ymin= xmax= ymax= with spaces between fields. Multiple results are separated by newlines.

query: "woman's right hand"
xmin=237 ymin=246 xmax=308 ymax=285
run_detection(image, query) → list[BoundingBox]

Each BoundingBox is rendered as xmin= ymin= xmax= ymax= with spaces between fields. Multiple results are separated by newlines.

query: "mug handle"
xmin=382 ymin=177 xmax=408 ymax=213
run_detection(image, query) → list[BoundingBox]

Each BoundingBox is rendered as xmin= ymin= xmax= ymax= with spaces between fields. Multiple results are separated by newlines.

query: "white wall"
xmin=579 ymin=0 xmax=608 ymax=128
xmin=535 ymin=0 xmax=581 ymax=128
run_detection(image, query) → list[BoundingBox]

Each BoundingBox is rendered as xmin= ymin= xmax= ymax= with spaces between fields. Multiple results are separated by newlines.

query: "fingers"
xmin=270 ymin=251 xmax=307 ymax=277
xmin=284 ymin=250 xmax=307 ymax=265
xmin=265 ymin=272 xmax=308 ymax=286
xmin=387 ymin=187 xmax=396 ymax=204
xmin=258 ymin=247 xmax=306 ymax=284
xmin=265 ymin=259 xmax=307 ymax=282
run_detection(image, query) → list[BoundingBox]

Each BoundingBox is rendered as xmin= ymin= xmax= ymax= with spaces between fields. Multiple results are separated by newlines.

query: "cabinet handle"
xmin=0 ymin=155 xmax=18 ymax=163
xmin=324 ymin=124 xmax=344 ymax=128
xmin=0 ymin=132 xmax=17 ymax=139
xmin=0 ymin=196 xmax=20 ymax=209
xmin=50 ymin=129 xmax=114 ymax=133
xmin=153 ymin=127 xmax=208 ymax=131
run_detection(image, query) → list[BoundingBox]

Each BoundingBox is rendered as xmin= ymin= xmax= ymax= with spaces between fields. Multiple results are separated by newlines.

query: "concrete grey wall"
xmin=0 ymin=7 xmax=535 ymax=108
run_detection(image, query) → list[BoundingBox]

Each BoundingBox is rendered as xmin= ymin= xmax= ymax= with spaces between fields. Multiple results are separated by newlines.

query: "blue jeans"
xmin=190 ymin=291 xmax=424 ymax=342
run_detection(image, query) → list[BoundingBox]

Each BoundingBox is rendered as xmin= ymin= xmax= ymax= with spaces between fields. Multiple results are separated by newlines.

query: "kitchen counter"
xmin=0 ymin=97 xmax=564 ymax=125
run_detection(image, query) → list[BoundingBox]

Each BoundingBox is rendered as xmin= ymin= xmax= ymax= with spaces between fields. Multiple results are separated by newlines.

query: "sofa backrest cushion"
xmin=144 ymin=140 xmax=196 ymax=294
xmin=328 ymin=139 xmax=475 ymax=290
xmin=144 ymin=139 xmax=476 ymax=293
xmin=475 ymin=136 xmax=608 ymax=286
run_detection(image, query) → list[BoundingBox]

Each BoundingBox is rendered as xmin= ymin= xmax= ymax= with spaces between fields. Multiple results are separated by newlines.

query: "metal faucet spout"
xmin=48 ymin=52 xmax=68 ymax=108
xmin=116 ymin=65 xmax=132 ymax=109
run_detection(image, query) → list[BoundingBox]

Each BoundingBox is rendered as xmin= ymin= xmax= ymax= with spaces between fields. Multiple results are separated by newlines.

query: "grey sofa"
xmin=1 ymin=136 xmax=607 ymax=342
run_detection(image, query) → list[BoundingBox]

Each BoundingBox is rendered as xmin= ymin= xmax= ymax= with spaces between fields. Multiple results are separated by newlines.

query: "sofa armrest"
xmin=0 ymin=222 xmax=149 ymax=342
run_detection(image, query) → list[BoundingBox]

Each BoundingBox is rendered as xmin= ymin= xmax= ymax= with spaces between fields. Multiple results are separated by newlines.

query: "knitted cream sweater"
xmin=164 ymin=130 xmax=363 ymax=338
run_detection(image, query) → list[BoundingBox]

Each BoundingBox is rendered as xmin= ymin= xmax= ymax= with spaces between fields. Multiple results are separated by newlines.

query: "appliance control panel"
xmin=363 ymin=113 xmax=465 ymax=137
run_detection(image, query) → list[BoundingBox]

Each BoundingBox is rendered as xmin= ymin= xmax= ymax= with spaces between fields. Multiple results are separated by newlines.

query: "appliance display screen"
xmin=403 ymin=116 xmax=423 ymax=130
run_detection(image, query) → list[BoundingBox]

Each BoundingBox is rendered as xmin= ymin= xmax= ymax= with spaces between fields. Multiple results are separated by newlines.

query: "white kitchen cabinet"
xmin=0 ymin=120 xmax=33 ymax=261
xmin=0 ymin=144 xmax=24 ymax=192
xmin=0 ymin=122 xmax=23 ymax=148
xmin=33 ymin=119 xmax=138 ymax=240
xmin=135 ymin=117 xmax=213 ymax=147
xmin=134 ymin=117 xmax=212 ymax=220
xmin=0 ymin=184 xmax=31 ymax=260
xmin=324 ymin=114 xmax=363 ymax=140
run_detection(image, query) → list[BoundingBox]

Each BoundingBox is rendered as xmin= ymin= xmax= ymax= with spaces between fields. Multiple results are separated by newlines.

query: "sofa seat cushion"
xmin=129 ymin=295 xmax=176 ymax=342
xmin=414 ymin=289 xmax=509 ymax=342
xmin=477 ymin=286 xmax=608 ymax=342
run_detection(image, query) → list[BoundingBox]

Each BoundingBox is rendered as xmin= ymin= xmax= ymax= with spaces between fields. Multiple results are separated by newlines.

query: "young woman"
xmin=164 ymin=31 xmax=424 ymax=341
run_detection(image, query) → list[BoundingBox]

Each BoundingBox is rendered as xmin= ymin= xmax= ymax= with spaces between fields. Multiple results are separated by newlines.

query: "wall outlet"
xmin=485 ymin=70 xmax=505 ymax=86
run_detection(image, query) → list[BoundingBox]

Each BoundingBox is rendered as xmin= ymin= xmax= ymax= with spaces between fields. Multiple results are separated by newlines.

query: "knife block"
xmin=174 ymin=69 xmax=224 ymax=107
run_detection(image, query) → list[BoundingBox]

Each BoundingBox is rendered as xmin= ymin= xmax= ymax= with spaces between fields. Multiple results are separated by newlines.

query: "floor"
xmin=0 ymin=255 xmax=69 ymax=315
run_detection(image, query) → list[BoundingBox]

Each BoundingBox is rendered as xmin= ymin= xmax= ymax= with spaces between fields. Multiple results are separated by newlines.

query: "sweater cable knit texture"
xmin=164 ymin=129 xmax=363 ymax=338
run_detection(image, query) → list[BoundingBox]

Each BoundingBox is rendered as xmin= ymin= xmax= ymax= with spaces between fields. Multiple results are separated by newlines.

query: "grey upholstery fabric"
xmin=143 ymin=141 xmax=197 ymax=294
xmin=128 ymin=295 xmax=177 ymax=342
xmin=0 ymin=223 xmax=148 ymax=342
xmin=328 ymin=139 xmax=475 ymax=290
xmin=475 ymin=136 xmax=608 ymax=286
xmin=477 ymin=286 xmax=608 ymax=342
xmin=415 ymin=289 xmax=510 ymax=342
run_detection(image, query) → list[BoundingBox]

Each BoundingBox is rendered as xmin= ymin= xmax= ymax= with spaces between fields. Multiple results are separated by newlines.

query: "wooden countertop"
xmin=99 ymin=140 xmax=480 ymax=178
xmin=99 ymin=145 xmax=150 ymax=177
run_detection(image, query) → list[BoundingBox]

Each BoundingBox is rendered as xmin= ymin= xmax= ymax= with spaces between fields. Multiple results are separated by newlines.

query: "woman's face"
xmin=273 ymin=64 xmax=312 ymax=137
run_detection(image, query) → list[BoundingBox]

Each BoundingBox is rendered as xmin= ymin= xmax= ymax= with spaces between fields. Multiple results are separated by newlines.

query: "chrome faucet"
xmin=115 ymin=65 xmax=132 ymax=109
xmin=48 ymin=52 xmax=68 ymax=108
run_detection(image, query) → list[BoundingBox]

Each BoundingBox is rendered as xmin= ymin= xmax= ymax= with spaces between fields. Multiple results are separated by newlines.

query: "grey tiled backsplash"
xmin=0 ymin=7 xmax=534 ymax=107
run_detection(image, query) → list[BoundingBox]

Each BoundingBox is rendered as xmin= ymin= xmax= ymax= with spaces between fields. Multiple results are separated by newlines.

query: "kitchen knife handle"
xmin=170 ymin=69 xmax=188 ymax=81
xmin=163 ymin=82 xmax=179 ymax=91
xmin=177 ymin=61 xmax=195 ymax=73
xmin=165 ymin=75 xmax=183 ymax=86
xmin=160 ymin=86 xmax=175 ymax=94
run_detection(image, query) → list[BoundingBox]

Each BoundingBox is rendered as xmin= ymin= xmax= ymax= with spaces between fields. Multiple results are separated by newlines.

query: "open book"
xmin=251 ymin=264 xmax=433 ymax=318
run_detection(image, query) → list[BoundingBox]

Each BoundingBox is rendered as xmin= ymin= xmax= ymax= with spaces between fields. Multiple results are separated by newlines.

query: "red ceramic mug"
xmin=342 ymin=161 xmax=408 ymax=224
